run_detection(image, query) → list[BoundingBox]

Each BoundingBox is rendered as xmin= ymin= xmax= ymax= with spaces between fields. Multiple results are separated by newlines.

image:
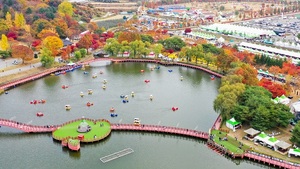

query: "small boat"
xmin=210 ymin=75 xmax=215 ymax=80
xmin=86 ymin=102 xmax=94 ymax=107
xmin=83 ymin=71 xmax=89 ymax=75
xmin=131 ymin=92 xmax=135 ymax=97
xmin=140 ymin=70 xmax=144 ymax=73
xmin=120 ymin=94 xmax=125 ymax=98
xmin=172 ymin=107 xmax=179 ymax=111
xmin=110 ymin=107 xmax=115 ymax=112
xmin=62 ymin=85 xmax=68 ymax=89
xmin=133 ymin=118 xmax=140 ymax=126
xmin=65 ymin=105 xmax=71 ymax=110
xmin=80 ymin=92 xmax=84 ymax=97
xmin=144 ymin=80 xmax=150 ymax=83
xmin=92 ymin=74 xmax=97 ymax=78
xmin=168 ymin=70 xmax=173 ymax=72
xmin=150 ymin=95 xmax=153 ymax=101
xmin=103 ymin=79 xmax=107 ymax=84
xmin=88 ymin=89 xmax=93 ymax=95
xmin=102 ymin=85 xmax=106 ymax=89
xmin=180 ymin=76 xmax=183 ymax=81
xmin=110 ymin=113 xmax=118 ymax=117
xmin=36 ymin=112 xmax=44 ymax=117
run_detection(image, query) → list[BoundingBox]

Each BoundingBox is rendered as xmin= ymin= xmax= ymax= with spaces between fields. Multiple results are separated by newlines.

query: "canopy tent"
xmin=272 ymin=95 xmax=290 ymax=105
xmin=244 ymin=128 xmax=260 ymax=137
xmin=254 ymin=132 xmax=270 ymax=144
xmin=67 ymin=61 xmax=75 ymax=66
xmin=288 ymin=148 xmax=300 ymax=157
xmin=226 ymin=117 xmax=241 ymax=131
xmin=275 ymin=141 xmax=291 ymax=154
xmin=265 ymin=136 xmax=280 ymax=149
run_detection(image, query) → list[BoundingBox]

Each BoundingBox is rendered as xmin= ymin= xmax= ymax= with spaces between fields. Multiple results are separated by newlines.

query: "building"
xmin=238 ymin=42 xmax=300 ymax=64
xmin=290 ymin=101 xmax=300 ymax=121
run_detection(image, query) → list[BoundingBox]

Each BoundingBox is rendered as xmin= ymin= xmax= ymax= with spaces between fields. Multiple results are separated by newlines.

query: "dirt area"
xmin=221 ymin=123 xmax=300 ymax=163
xmin=91 ymin=15 xmax=124 ymax=22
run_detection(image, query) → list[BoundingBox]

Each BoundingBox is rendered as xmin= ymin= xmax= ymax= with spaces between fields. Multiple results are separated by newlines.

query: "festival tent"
xmin=67 ymin=61 xmax=75 ymax=66
xmin=264 ymin=136 xmax=280 ymax=150
xmin=272 ymin=95 xmax=290 ymax=105
xmin=226 ymin=117 xmax=241 ymax=131
xmin=254 ymin=132 xmax=270 ymax=145
xmin=288 ymin=148 xmax=300 ymax=157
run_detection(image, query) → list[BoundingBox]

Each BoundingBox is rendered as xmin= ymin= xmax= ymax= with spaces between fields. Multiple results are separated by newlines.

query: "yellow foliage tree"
xmin=58 ymin=1 xmax=74 ymax=16
xmin=42 ymin=36 xmax=63 ymax=56
xmin=5 ymin=12 xmax=13 ymax=28
xmin=14 ymin=12 xmax=26 ymax=29
xmin=0 ymin=34 xmax=9 ymax=51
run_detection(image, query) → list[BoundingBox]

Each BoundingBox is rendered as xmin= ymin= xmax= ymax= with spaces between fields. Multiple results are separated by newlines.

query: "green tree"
xmin=129 ymin=40 xmax=146 ymax=58
xmin=291 ymin=122 xmax=300 ymax=146
xmin=152 ymin=43 xmax=163 ymax=58
xmin=141 ymin=34 xmax=154 ymax=43
xmin=74 ymin=51 xmax=82 ymax=61
xmin=104 ymin=38 xmax=121 ymax=56
xmin=79 ymin=48 xmax=87 ymax=58
xmin=160 ymin=37 xmax=186 ymax=51
xmin=40 ymin=48 xmax=54 ymax=67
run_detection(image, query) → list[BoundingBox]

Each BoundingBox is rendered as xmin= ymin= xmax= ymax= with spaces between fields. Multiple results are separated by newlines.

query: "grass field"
xmin=211 ymin=130 xmax=249 ymax=154
xmin=53 ymin=119 xmax=111 ymax=142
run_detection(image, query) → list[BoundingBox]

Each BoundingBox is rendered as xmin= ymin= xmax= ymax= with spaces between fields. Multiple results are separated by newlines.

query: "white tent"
xmin=226 ymin=117 xmax=241 ymax=131
xmin=254 ymin=132 xmax=270 ymax=145
xmin=264 ymin=136 xmax=280 ymax=150
xmin=217 ymin=37 xmax=225 ymax=44
xmin=288 ymin=148 xmax=300 ymax=157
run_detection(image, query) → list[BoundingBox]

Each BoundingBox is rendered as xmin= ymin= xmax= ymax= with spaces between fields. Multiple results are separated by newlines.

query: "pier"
xmin=100 ymin=148 xmax=134 ymax=163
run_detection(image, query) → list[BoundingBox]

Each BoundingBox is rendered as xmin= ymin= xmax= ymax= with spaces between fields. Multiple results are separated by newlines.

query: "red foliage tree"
xmin=7 ymin=31 xmax=18 ymax=40
xmin=259 ymin=78 xmax=286 ymax=98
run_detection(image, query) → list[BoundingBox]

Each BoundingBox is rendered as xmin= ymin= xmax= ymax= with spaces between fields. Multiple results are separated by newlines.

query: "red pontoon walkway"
xmin=111 ymin=124 xmax=209 ymax=139
xmin=244 ymin=152 xmax=300 ymax=169
xmin=0 ymin=118 xmax=59 ymax=133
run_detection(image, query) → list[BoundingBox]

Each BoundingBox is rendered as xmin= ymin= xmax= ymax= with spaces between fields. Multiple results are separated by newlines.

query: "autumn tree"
xmin=5 ymin=12 xmax=13 ymax=29
xmin=118 ymin=32 xmax=141 ymax=43
xmin=58 ymin=1 xmax=74 ymax=16
xmin=0 ymin=34 xmax=10 ymax=51
xmin=87 ymin=22 xmax=98 ymax=33
xmin=11 ymin=45 xmax=34 ymax=63
xmin=42 ymin=36 xmax=63 ymax=56
xmin=31 ymin=19 xmax=53 ymax=37
xmin=14 ymin=12 xmax=26 ymax=29
xmin=38 ymin=29 xmax=59 ymax=39
xmin=77 ymin=34 xmax=93 ymax=54
xmin=269 ymin=65 xmax=282 ymax=82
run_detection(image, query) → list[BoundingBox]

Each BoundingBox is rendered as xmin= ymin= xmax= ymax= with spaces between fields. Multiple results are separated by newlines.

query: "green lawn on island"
xmin=211 ymin=130 xmax=249 ymax=154
xmin=53 ymin=119 xmax=111 ymax=142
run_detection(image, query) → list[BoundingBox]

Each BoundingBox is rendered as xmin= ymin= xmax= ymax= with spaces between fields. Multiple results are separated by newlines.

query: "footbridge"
xmin=0 ymin=118 xmax=60 ymax=133
xmin=0 ymin=118 xmax=209 ymax=140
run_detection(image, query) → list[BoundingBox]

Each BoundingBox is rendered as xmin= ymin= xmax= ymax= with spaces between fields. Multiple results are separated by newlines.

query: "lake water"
xmin=0 ymin=62 xmax=269 ymax=169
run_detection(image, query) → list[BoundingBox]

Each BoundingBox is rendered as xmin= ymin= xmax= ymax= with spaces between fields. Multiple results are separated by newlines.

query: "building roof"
xmin=244 ymin=128 xmax=260 ymax=136
xmin=239 ymin=42 xmax=300 ymax=59
xmin=275 ymin=141 xmax=291 ymax=149
xmin=62 ymin=39 xmax=73 ymax=47
xmin=291 ymin=101 xmax=300 ymax=112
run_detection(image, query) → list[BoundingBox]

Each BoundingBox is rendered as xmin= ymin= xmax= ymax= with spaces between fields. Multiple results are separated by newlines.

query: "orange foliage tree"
xmin=259 ymin=78 xmax=286 ymax=98
xmin=117 ymin=32 xmax=141 ymax=43
xmin=77 ymin=34 xmax=93 ymax=54
xmin=11 ymin=45 xmax=34 ymax=63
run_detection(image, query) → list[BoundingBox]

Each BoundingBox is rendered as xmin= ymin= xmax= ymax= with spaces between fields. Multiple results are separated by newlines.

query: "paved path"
xmin=0 ymin=58 xmax=42 ymax=77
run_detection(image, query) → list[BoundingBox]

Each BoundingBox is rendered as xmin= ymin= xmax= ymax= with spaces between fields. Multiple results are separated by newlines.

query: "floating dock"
xmin=100 ymin=148 xmax=134 ymax=163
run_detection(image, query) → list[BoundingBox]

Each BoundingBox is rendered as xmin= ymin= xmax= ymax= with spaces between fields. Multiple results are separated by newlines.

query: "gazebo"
xmin=244 ymin=128 xmax=260 ymax=140
xmin=275 ymin=141 xmax=292 ymax=154
xmin=77 ymin=120 xmax=91 ymax=133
